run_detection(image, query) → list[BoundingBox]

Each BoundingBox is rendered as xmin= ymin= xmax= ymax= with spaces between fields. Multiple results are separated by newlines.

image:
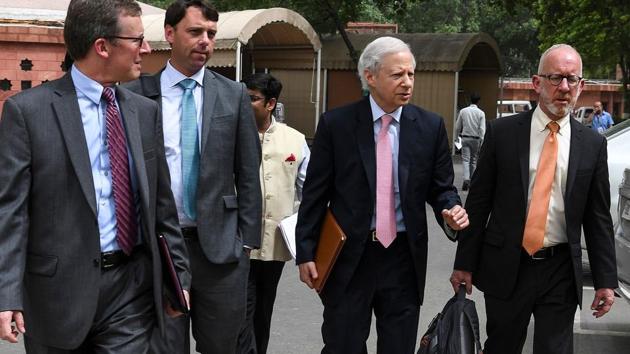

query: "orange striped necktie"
xmin=522 ymin=121 xmax=560 ymax=255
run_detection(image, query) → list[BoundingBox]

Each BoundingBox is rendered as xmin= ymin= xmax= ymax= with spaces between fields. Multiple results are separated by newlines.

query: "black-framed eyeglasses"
xmin=249 ymin=95 xmax=264 ymax=102
xmin=107 ymin=35 xmax=145 ymax=46
xmin=538 ymin=74 xmax=583 ymax=87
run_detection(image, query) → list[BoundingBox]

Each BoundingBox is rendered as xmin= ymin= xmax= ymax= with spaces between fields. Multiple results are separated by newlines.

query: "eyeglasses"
xmin=249 ymin=95 xmax=264 ymax=102
xmin=538 ymin=74 xmax=583 ymax=87
xmin=107 ymin=35 xmax=145 ymax=47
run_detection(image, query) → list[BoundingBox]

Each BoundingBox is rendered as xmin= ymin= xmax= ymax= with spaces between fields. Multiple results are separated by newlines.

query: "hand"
xmin=298 ymin=262 xmax=318 ymax=289
xmin=165 ymin=289 xmax=191 ymax=318
xmin=591 ymin=288 xmax=615 ymax=318
xmin=450 ymin=270 xmax=473 ymax=295
xmin=442 ymin=205 xmax=469 ymax=231
xmin=243 ymin=247 xmax=252 ymax=257
xmin=0 ymin=311 xmax=25 ymax=343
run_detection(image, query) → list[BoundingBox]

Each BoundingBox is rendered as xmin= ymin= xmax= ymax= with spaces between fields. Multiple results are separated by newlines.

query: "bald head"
xmin=537 ymin=44 xmax=583 ymax=77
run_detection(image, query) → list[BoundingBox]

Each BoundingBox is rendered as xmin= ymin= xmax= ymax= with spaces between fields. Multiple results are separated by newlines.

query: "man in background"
xmin=591 ymin=100 xmax=614 ymax=134
xmin=455 ymin=93 xmax=486 ymax=190
xmin=238 ymin=73 xmax=310 ymax=354
xmin=0 ymin=0 xmax=190 ymax=352
xmin=125 ymin=1 xmax=261 ymax=353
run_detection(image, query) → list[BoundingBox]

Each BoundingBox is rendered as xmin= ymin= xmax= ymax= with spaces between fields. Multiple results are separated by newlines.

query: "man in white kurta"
xmin=237 ymin=73 xmax=310 ymax=354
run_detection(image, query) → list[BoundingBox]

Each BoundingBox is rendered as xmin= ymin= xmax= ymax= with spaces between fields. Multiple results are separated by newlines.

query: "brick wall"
xmin=0 ymin=25 xmax=66 ymax=114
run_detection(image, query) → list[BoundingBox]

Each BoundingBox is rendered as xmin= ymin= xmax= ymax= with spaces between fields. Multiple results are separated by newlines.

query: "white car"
xmin=606 ymin=119 xmax=630 ymax=302
xmin=496 ymin=100 xmax=532 ymax=119
xmin=580 ymin=119 xmax=630 ymax=301
xmin=573 ymin=106 xmax=594 ymax=126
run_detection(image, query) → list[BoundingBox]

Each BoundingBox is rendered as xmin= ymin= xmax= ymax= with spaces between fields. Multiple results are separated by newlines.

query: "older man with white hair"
xmin=295 ymin=36 xmax=469 ymax=353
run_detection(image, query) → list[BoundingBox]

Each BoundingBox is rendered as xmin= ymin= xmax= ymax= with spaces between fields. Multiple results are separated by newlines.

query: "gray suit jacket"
xmin=0 ymin=73 xmax=190 ymax=349
xmin=125 ymin=68 xmax=262 ymax=264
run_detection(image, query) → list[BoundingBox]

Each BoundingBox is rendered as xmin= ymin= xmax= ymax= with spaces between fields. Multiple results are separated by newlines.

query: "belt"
xmin=181 ymin=227 xmax=198 ymax=240
xmin=525 ymin=243 xmax=569 ymax=261
xmin=101 ymin=245 xmax=144 ymax=270
xmin=460 ymin=134 xmax=481 ymax=140
xmin=369 ymin=230 xmax=407 ymax=242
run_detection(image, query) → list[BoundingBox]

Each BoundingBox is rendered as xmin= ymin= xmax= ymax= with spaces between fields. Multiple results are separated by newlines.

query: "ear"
xmin=532 ymin=75 xmax=543 ymax=94
xmin=364 ymin=69 xmax=375 ymax=88
xmin=94 ymin=38 xmax=110 ymax=60
xmin=164 ymin=25 xmax=175 ymax=45
xmin=266 ymin=97 xmax=277 ymax=112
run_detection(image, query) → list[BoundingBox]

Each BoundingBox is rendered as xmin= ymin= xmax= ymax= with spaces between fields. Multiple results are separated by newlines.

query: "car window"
xmin=605 ymin=119 xmax=630 ymax=138
xmin=498 ymin=104 xmax=513 ymax=114
xmin=514 ymin=104 xmax=530 ymax=113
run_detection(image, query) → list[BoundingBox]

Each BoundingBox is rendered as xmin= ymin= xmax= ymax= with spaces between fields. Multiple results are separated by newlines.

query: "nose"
xmin=401 ymin=74 xmax=413 ymax=87
xmin=557 ymin=77 xmax=571 ymax=91
xmin=140 ymin=39 xmax=151 ymax=54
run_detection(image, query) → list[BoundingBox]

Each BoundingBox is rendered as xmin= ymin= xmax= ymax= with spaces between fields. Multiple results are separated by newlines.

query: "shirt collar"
xmin=369 ymin=95 xmax=402 ymax=123
xmin=163 ymin=60 xmax=205 ymax=89
xmin=264 ymin=115 xmax=277 ymax=134
xmin=71 ymin=65 xmax=107 ymax=105
xmin=532 ymin=105 xmax=570 ymax=134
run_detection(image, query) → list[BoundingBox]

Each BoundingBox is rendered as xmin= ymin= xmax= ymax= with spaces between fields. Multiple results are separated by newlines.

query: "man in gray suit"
xmin=0 ymin=0 xmax=190 ymax=353
xmin=125 ymin=1 xmax=262 ymax=353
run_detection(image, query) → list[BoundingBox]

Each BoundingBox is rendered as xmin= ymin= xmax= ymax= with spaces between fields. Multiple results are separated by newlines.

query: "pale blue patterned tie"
xmin=178 ymin=78 xmax=199 ymax=220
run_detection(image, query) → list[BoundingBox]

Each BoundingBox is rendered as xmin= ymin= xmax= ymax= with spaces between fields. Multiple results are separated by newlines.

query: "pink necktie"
xmin=376 ymin=114 xmax=396 ymax=248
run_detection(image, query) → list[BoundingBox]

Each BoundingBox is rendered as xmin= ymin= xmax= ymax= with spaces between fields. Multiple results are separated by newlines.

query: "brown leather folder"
xmin=313 ymin=209 xmax=347 ymax=293
xmin=157 ymin=234 xmax=189 ymax=314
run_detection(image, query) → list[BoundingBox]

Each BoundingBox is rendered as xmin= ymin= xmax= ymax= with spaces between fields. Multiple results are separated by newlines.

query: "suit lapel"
xmin=52 ymin=74 xmax=97 ymax=217
xmin=142 ymin=72 xmax=163 ymax=108
xmin=200 ymin=69 xmax=218 ymax=157
xmin=398 ymin=106 xmax=417 ymax=205
xmin=517 ymin=112 xmax=533 ymax=200
xmin=356 ymin=98 xmax=376 ymax=199
xmin=116 ymin=87 xmax=150 ymax=215
xmin=565 ymin=118 xmax=583 ymax=198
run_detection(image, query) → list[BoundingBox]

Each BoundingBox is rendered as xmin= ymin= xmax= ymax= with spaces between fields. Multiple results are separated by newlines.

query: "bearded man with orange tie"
xmin=451 ymin=44 xmax=617 ymax=354
xmin=295 ymin=36 xmax=469 ymax=353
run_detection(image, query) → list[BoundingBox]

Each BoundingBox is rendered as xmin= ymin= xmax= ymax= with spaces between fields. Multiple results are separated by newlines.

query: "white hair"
xmin=537 ymin=44 xmax=582 ymax=76
xmin=357 ymin=36 xmax=416 ymax=90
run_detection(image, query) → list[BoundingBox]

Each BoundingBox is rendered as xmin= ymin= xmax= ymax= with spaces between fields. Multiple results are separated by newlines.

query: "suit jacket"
xmin=124 ymin=68 xmax=262 ymax=264
xmin=0 ymin=74 xmax=190 ymax=348
xmin=454 ymin=110 xmax=617 ymax=304
xmin=296 ymin=97 xmax=461 ymax=305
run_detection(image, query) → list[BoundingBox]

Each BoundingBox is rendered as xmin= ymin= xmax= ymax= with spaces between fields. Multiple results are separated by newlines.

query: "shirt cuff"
xmin=444 ymin=221 xmax=458 ymax=241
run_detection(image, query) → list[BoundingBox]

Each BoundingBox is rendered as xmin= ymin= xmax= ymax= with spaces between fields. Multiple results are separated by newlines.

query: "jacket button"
xmin=93 ymin=259 xmax=100 ymax=267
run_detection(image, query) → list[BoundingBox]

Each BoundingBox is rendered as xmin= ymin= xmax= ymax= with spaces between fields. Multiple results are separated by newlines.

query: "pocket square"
xmin=285 ymin=153 xmax=296 ymax=162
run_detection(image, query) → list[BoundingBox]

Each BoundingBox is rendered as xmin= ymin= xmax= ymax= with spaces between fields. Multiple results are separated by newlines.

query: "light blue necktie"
xmin=178 ymin=78 xmax=199 ymax=220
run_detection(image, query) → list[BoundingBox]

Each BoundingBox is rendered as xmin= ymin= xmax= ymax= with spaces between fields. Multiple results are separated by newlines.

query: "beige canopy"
xmin=322 ymin=32 xmax=502 ymax=72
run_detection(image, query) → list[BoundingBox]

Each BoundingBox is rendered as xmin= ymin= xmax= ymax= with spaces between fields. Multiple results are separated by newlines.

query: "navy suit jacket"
xmin=296 ymin=97 xmax=461 ymax=305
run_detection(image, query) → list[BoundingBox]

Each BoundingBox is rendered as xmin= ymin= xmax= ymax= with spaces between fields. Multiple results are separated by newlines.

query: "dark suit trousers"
xmin=186 ymin=236 xmax=250 ymax=354
xmin=24 ymin=251 xmax=154 ymax=354
xmin=321 ymin=232 xmax=420 ymax=354
xmin=484 ymin=246 xmax=578 ymax=354
xmin=148 ymin=308 xmax=190 ymax=354
xmin=238 ymin=259 xmax=286 ymax=354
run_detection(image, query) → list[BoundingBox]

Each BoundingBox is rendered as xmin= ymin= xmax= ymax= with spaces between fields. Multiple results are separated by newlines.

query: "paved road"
xmin=3 ymin=158 xmax=630 ymax=353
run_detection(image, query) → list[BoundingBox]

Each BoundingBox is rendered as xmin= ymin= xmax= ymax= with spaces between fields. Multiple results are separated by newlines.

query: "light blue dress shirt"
xmin=369 ymin=95 xmax=406 ymax=232
xmin=71 ymin=65 xmax=139 ymax=252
